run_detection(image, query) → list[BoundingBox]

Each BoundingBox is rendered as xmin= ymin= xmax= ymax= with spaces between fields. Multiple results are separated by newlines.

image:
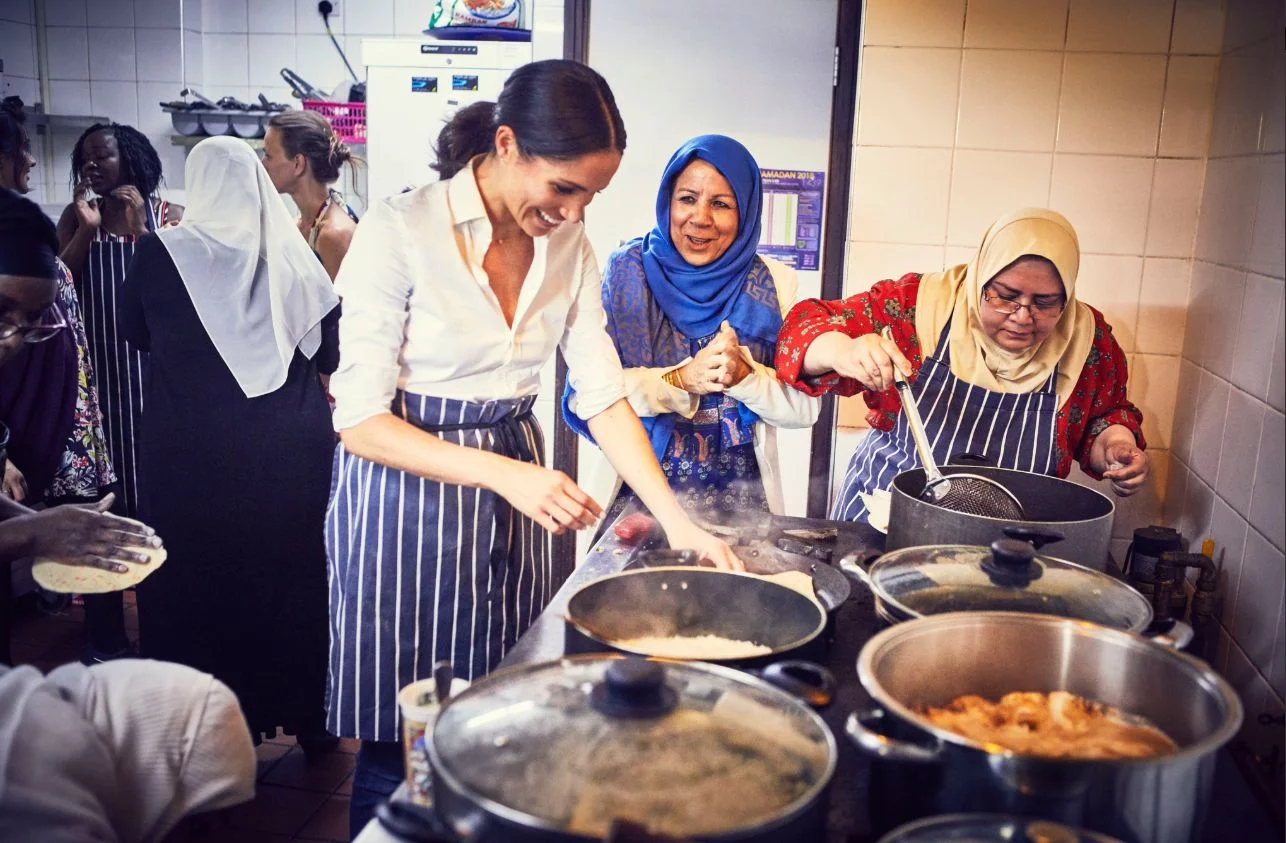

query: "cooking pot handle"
xmin=1143 ymin=617 xmax=1195 ymax=649
xmin=838 ymin=553 xmax=877 ymax=587
xmin=375 ymin=800 xmax=459 ymax=842
xmin=845 ymin=709 xmax=943 ymax=763
xmin=948 ymin=450 xmax=994 ymax=467
xmin=634 ymin=548 xmax=703 ymax=568
xmin=757 ymin=661 xmax=837 ymax=708
xmin=1001 ymin=526 xmax=1066 ymax=550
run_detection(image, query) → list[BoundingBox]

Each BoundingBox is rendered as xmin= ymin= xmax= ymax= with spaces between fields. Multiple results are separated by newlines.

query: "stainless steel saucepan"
xmin=846 ymin=612 xmax=1242 ymax=843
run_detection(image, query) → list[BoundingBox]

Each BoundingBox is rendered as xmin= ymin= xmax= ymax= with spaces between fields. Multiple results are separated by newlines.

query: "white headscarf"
xmin=157 ymin=136 xmax=339 ymax=398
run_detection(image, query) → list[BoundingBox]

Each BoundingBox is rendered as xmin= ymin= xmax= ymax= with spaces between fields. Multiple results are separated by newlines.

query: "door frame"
xmin=549 ymin=0 xmax=593 ymax=574
xmin=807 ymin=0 xmax=863 ymax=517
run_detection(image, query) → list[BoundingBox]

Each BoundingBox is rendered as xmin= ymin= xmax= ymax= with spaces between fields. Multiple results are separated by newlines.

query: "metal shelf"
xmin=168 ymin=135 xmax=367 ymax=150
xmin=24 ymin=106 xmax=109 ymax=133
xmin=169 ymin=134 xmax=266 ymax=149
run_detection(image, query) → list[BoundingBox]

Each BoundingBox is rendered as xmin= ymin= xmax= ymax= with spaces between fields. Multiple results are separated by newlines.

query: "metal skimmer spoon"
xmin=883 ymin=328 xmax=1026 ymax=520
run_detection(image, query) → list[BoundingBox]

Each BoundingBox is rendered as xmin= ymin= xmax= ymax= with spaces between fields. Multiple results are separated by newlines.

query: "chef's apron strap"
xmin=419 ymin=412 xmax=536 ymax=465
xmin=391 ymin=392 xmax=538 ymax=463
xmin=933 ymin=314 xmax=954 ymax=359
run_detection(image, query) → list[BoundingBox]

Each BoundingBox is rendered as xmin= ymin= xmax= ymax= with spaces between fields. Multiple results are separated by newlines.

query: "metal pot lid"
xmin=429 ymin=655 xmax=835 ymax=839
xmin=877 ymin=813 xmax=1124 ymax=843
xmin=869 ymin=538 xmax=1152 ymax=631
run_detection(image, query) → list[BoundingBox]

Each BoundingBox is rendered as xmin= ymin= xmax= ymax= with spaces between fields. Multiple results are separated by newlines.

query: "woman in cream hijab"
xmin=0 ymin=659 xmax=255 ymax=842
xmin=775 ymin=208 xmax=1149 ymax=523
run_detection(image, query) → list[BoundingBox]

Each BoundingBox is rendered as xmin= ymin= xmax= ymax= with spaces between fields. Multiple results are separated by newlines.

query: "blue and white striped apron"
xmin=832 ymin=319 xmax=1059 ymax=522
xmin=324 ymin=392 xmax=551 ymax=742
xmin=78 ymin=198 xmax=164 ymax=519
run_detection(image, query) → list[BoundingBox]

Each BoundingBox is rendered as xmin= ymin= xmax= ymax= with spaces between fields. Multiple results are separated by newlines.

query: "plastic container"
xmin=398 ymin=676 xmax=468 ymax=806
xmin=302 ymin=100 xmax=367 ymax=145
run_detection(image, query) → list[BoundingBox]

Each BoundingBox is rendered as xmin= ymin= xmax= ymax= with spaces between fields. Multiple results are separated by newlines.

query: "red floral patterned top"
xmin=774 ymin=273 xmax=1145 ymax=479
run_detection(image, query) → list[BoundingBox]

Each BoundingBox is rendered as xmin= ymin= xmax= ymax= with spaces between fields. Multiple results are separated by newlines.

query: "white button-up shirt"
xmin=330 ymin=164 xmax=626 ymax=431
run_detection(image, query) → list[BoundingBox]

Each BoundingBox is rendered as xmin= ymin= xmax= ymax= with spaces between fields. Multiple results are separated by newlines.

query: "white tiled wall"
xmin=1163 ymin=0 xmax=1285 ymax=723
xmin=8 ymin=0 xmax=552 ymax=213
xmin=1 ymin=2 xmax=39 ymax=193
xmin=839 ymin=0 xmax=1226 ymax=554
xmin=2 ymin=19 xmax=36 ymax=203
xmin=6 ymin=0 xmax=202 ymax=208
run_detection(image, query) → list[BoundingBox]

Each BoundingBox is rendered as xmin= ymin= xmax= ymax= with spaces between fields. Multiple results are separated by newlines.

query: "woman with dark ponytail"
xmin=262 ymin=110 xmax=360 ymax=280
xmin=327 ymin=59 xmax=738 ymax=834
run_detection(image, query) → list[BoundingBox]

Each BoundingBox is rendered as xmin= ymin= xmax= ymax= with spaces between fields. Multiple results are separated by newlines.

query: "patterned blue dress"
xmin=594 ymin=242 xmax=778 ymax=519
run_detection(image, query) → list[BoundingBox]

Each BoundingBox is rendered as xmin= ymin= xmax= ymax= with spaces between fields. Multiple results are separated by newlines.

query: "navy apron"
xmin=832 ymin=318 xmax=1059 ymax=522
xmin=78 ymin=198 xmax=163 ymax=518
xmin=324 ymin=391 xmax=550 ymax=742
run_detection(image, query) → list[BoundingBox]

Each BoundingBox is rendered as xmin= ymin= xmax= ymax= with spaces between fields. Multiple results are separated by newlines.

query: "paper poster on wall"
xmin=757 ymin=169 xmax=825 ymax=271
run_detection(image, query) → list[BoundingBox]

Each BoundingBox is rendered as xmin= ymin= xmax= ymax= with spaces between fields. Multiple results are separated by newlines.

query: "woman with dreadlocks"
xmin=55 ymin=124 xmax=182 ymax=525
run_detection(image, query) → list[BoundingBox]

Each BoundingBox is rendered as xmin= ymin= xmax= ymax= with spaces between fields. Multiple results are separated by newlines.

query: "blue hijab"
xmin=642 ymin=134 xmax=775 ymax=341
xmin=561 ymin=135 xmax=783 ymax=459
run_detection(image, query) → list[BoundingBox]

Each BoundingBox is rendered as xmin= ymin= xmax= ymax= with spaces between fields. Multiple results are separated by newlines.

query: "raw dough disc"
xmin=32 ymin=543 xmax=167 ymax=594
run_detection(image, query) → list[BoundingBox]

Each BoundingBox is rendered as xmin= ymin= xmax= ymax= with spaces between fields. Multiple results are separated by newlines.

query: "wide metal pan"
xmin=563 ymin=567 xmax=828 ymax=670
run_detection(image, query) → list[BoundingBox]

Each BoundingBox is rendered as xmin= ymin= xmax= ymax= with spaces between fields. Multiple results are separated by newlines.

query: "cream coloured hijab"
xmin=913 ymin=208 xmax=1095 ymax=408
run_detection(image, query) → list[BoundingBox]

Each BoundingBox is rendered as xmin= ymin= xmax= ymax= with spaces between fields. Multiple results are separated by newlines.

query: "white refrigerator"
xmin=361 ymin=37 xmax=534 ymax=202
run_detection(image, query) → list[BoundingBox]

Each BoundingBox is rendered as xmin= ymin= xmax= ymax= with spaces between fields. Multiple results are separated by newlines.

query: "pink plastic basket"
xmin=301 ymin=100 xmax=367 ymax=145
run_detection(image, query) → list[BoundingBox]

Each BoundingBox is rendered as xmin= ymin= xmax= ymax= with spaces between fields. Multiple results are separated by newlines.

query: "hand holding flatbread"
xmin=17 ymin=493 xmax=167 ymax=594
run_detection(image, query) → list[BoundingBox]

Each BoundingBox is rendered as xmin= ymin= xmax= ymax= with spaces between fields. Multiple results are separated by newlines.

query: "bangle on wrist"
xmin=663 ymin=368 xmax=685 ymax=391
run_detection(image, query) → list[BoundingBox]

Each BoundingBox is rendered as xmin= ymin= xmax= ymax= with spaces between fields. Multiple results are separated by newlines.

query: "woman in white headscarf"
xmin=0 ymin=659 xmax=255 ymax=843
xmin=119 ymin=136 xmax=341 ymax=755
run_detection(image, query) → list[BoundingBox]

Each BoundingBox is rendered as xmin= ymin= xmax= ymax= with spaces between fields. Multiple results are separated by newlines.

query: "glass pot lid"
xmin=429 ymin=655 xmax=835 ymax=839
xmin=868 ymin=539 xmax=1153 ymax=631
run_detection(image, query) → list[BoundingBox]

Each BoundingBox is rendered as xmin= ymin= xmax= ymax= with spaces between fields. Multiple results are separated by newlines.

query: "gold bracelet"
xmin=663 ymin=369 xmax=684 ymax=390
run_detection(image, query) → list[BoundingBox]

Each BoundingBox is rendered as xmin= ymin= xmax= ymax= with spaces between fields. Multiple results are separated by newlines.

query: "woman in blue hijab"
xmin=564 ymin=135 xmax=818 ymax=520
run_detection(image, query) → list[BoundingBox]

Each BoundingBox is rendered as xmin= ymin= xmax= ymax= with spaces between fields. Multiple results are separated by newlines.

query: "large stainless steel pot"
xmin=888 ymin=466 xmax=1115 ymax=570
xmin=846 ymin=613 xmax=1242 ymax=843
xmin=415 ymin=655 xmax=837 ymax=842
